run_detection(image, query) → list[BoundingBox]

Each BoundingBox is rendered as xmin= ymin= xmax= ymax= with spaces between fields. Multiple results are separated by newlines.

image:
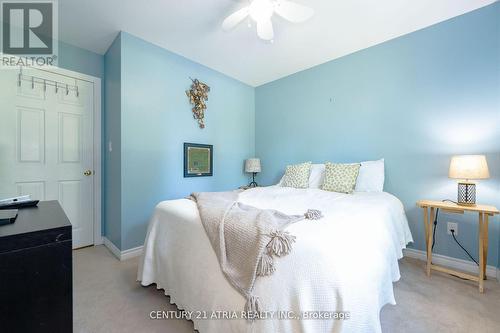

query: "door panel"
xmin=0 ymin=67 xmax=94 ymax=248
xmin=16 ymin=181 xmax=46 ymax=200
xmin=59 ymin=113 xmax=82 ymax=163
xmin=17 ymin=107 xmax=45 ymax=163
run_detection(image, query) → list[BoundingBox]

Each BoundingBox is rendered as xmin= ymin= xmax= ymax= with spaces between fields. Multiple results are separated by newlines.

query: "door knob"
xmin=83 ymin=170 xmax=92 ymax=176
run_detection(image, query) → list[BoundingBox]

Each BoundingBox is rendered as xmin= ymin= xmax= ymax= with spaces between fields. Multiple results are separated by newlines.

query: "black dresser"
xmin=0 ymin=201 xmax=72 ymax=333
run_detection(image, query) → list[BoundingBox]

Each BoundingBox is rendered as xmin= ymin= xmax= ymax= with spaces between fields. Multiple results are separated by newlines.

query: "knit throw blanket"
xmin=191 ymin=191 xmax=322 ymax=318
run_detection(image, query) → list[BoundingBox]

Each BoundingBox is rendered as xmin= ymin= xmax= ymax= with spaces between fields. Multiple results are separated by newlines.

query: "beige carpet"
xmin=74 ymin=245 xmax=500 ymax=333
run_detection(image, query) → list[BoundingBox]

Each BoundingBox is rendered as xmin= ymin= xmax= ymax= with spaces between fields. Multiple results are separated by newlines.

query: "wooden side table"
xmin=416 ymin=200 xmax=499 ymax=293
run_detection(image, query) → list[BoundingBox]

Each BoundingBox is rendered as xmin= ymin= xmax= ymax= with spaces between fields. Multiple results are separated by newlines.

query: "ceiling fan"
xmin=222 ymin=0 xmax=314 ymax=41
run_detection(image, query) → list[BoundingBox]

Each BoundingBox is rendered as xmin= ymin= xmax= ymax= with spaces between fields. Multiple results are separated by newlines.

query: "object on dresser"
xmin=0 ymin=210 xmax=18 ymax=226
xmin=0 ymin=195 xmax=39 ymax=210
xmin=0 ymin=195 xmax=30 ymax=205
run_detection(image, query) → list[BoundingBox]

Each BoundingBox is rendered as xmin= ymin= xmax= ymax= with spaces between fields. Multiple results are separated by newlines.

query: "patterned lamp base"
xmin=457 ymin=182 xmax=476 ymax=205
xmin=248 ymin=172 xmax=258 ymax=188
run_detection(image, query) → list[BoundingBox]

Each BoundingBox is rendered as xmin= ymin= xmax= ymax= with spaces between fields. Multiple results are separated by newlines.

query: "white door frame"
xmin=24 ymin=65 xmax=103 ymax=246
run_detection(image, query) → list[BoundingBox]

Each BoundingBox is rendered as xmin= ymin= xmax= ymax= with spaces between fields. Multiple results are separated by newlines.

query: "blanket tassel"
xmin=267 ymin=230 xmax=296 ymax=257
xmin=304 ymin=209 xmax=323 ymax=220
xmin=257 ymin=252 xmax=275 ymax=276
xmin=244 ymin=294 xmax=261 ymax=315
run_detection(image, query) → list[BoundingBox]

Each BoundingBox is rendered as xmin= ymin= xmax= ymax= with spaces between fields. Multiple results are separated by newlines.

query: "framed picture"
xmin=184 ymin=143 xmax=213 ymax=177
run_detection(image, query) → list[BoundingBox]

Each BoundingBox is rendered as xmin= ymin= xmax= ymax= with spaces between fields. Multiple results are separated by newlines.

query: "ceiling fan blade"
xmin=257 ymin=19 xmax=274 ymax=40
xmin=222 ymin=7 xmax=250 ymax=31
xmin=274 ymin=0 xmax=314 ymax=23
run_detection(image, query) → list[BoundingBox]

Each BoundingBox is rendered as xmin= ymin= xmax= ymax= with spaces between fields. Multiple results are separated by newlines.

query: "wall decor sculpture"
xmin=186 ymin=78 xmax=210 ymax=129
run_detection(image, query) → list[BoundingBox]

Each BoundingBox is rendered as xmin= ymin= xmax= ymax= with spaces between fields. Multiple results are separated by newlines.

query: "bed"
xmin=138 ymin=185 xmax=413 ymax=333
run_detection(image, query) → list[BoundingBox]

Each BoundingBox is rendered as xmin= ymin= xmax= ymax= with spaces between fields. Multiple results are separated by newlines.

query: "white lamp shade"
xmin=245 ymin=158 xmax=261 ymax=173
xmin=449 ymin=155 xmax=490 ymax=180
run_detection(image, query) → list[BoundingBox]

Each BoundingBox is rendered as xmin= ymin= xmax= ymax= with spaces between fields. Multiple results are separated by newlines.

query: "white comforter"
xmin=138 ymin=186 xmax=413 ymax=333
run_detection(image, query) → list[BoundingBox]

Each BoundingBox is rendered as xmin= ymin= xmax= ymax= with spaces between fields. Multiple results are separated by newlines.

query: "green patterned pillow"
xmin=322 ymin=162 xmax=361 ymax=194
xmin=281 ymin=162 xmax=312 ymax=188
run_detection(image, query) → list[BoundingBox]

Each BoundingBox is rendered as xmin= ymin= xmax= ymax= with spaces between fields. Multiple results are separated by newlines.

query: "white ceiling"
xmin=59 ymin=0 xmax=496 ymax=86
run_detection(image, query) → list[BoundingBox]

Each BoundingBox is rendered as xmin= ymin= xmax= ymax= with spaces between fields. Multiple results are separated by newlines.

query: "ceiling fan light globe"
xmin=249 ymin=0 xmax=274 ymax=22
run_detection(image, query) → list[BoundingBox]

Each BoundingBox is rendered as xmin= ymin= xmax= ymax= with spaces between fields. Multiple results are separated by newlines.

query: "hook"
xmin=31 ymin=76 xmax=34 ymax=89
xmin=43 ymin=80 xmax=46 ymax=92
xmin=55 ymin=82 xmax=58 ymax=93
xmin=17 ymin=66 xmax=23 ymax=87
xmin=66 ymin=84 xmax=69 ymax=95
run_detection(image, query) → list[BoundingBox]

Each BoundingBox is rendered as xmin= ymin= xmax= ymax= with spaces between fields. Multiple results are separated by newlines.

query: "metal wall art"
xmin=186 ymin=78 xmax=210 ymax=129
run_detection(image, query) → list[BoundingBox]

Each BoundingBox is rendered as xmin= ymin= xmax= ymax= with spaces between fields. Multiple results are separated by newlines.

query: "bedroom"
xmin=0 ymin=0 xmax=498 ymax=332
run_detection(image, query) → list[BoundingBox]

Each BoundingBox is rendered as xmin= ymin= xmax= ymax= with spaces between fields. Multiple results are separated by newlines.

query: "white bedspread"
xmin=138 ymin=186 xmax=413 ymax=333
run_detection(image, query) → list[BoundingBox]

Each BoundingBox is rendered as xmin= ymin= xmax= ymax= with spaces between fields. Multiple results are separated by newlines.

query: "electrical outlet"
xmin=447 ymin=222 xmax=458 ymax=236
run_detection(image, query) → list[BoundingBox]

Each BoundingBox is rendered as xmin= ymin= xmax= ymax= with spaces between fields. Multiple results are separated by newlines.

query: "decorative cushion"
xmin=322 ymin=162 xmax=361 ymax=194
xmin=281 ymin=162 xmax=312 ymax=188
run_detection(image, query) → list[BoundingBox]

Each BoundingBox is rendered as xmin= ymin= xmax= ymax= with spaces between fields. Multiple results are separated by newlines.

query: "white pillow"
xmin=308 ymin=164 xmax=326 ymax=188
xmin=355 ymin=159 xmax=385 ymax=192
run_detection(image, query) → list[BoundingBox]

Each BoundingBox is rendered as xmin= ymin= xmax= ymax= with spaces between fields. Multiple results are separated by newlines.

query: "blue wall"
xmin=105 ymin=32 xmax=255 ymax=250
xmin=255 ymin=3 xmax=500 ymax=266
xmin=103 ymin=35 xmax=122 ymax=248
xmin=59 ymin=41 xmax=104 ymax=80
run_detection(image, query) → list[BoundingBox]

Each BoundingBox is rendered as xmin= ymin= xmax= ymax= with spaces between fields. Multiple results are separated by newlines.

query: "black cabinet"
xmin=0 ymin=201 xmax=72 ymax=333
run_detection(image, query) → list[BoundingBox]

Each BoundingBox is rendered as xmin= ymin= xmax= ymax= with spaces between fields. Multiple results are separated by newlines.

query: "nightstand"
xmin=416 ymin=200 xmax=499 ymax=293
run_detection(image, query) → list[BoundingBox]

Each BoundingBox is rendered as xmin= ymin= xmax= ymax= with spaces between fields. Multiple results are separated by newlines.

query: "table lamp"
xmin=449 ymin=155 xmax=489 ymax=206
xmin=245 ymin=158 xmax=261 ymax=187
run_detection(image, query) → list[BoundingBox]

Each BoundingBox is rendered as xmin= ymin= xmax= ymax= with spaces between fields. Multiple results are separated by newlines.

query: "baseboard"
xmin=102 ymin=237 xmax=121 ymax=259
xmin=121 ymin=245 xmax=144 ymax=261
xmin=103 ymin=237 xmax=143 ymax=261
xmin=403 ymin=248 xmax=498 ymax=280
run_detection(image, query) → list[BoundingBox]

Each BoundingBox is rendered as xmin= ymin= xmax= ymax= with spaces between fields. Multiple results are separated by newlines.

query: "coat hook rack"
xmin=16 ymin=67 xmax=80 ymax=97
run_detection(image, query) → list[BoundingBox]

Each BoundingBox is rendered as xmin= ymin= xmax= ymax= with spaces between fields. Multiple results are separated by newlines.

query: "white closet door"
xmin=0 ymin=67 xmax=94 ymax=249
